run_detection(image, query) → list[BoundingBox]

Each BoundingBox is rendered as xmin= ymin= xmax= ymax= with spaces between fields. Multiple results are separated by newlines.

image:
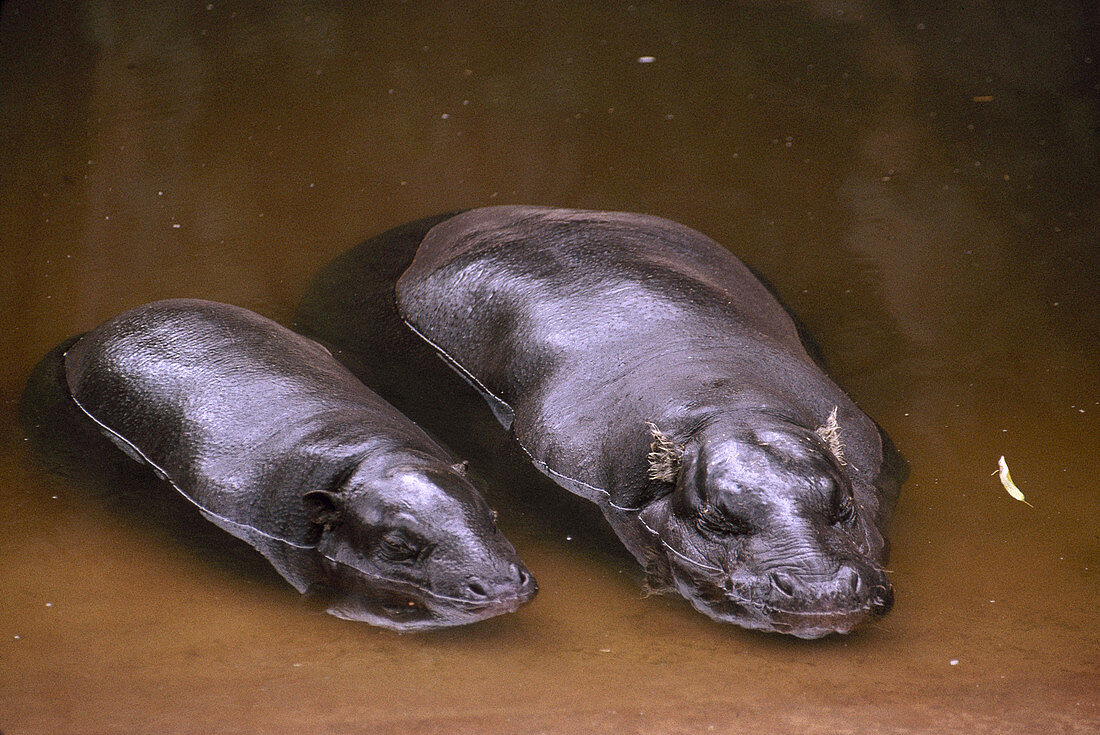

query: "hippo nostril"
xmin=840 ymin=566 xmax=862 ymax=596
xmin=510 ymin=564 xmax=538 ymax=597
xmin=465 ymin=579 xmax=489 ymax=599
xmin=769 ymin=571 xmax=796 ymax=598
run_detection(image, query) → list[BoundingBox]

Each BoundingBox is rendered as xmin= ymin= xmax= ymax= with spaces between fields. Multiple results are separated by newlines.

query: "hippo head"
xmin=635 ymin=414 xmax=891 ymax=638
xmin=303 ymin=459 xmax=536 ymax=630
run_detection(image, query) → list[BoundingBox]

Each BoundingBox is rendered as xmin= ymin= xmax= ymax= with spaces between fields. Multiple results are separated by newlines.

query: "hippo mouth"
xmin=759 ymin=605 xmax=887 ymax=638
xmin=319 ymin=557 xmax=537 ymax=630
xmin=671 ymin=570 xmax=894 ymax=639
xmin=327 ymin=578 xmax=535 ymax=630
xmin=710 ymin=595 xmax=892 ymax=639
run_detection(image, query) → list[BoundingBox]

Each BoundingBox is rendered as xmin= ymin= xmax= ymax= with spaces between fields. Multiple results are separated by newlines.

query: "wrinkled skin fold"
xmin=395 ymin=206 xmax=904 ymax=638
xmin=62 ymin=299 xmax=536 ymax=630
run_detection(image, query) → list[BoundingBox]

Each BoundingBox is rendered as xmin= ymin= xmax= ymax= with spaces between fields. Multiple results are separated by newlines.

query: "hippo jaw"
xmin=316 ymin=554 xmax=537 ymax=631
xmin=664 ymin=546 xmax=893 ymax=639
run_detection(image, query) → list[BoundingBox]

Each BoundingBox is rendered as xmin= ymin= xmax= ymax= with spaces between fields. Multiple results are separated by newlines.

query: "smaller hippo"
xmin=63 ymin=299 xmax=536 ymax=630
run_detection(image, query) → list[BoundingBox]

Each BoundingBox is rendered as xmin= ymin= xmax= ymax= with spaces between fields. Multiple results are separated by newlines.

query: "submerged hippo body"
xmin=63 ymin=299 xmax=536 ymax=630
xmin=395 ymin=206 xmax=903 ymax=638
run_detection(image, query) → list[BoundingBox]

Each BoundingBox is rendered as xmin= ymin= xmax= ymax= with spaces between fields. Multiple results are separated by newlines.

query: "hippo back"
xmin=64 ymin=299 xmax=439 ymax=553
xmin=395 ymin=206 xmax=894 ymax=518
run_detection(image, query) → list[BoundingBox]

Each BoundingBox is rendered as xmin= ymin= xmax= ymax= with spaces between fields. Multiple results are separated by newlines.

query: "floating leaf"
xmin=995 ymin=456 xmax=1033 ymax=507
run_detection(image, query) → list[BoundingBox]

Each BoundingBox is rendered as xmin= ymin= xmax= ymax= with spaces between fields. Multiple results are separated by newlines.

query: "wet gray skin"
xmin=63 ymin=299 xmax=536 ymax=630
xmin=395 ymin=206 xmax=904 ymax=638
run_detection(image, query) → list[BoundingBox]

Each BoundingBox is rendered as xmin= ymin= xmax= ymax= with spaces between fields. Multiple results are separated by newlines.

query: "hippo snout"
xmin=463 ymin=563 xmax=538 ymax=604
xmin=678 ymin=560 xmax=894 ymax=638
xmin=711 ymin=562 xmax=891 ymax=638
xmin=764 ymin=564 xmax=892 ymax=614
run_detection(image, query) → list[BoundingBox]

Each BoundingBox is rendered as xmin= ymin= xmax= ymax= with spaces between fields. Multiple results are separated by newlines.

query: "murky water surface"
xmin=2 ymin=2 xmax=1097 ymax=733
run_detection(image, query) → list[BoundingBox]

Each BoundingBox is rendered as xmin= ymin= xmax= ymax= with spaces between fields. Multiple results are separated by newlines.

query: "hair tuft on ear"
xmin=645 ymin=421 xmax=684 ymax=483
xmin=815 ymin=406 xmax=847 ymax=465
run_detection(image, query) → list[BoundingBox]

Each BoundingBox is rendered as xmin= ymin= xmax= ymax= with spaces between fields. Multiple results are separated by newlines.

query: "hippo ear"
xmin=303 ymin=489 xmax=342 ymax=526
xmin=645 ymin=422 xmax=684 ymax=484
xmin=451 ymin=460 xmax=470 ymax=476
xmin=666 ymin=442 xmax=707 ymax=518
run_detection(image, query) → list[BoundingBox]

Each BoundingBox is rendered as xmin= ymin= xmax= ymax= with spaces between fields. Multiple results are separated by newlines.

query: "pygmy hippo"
xmin=63 ymin=299 xmax=536 ymax=630
xmin=395 ymin=206 xmax=903 ymax=638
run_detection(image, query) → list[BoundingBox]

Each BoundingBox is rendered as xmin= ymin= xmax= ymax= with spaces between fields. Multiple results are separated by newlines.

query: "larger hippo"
xmin=63 ymin=299 xmax=536 ymax=630
xmin=393 ymin=206 xmax=904 ymax=638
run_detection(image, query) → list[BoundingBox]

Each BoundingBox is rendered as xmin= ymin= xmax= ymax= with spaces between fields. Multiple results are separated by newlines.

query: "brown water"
xmin=2 ymin=2 xmax=1097 ymax=733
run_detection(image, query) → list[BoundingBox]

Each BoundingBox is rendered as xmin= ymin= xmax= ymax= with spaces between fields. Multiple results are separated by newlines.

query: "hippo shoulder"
xmin=62 ymin=300 xmax=383 ymax=549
